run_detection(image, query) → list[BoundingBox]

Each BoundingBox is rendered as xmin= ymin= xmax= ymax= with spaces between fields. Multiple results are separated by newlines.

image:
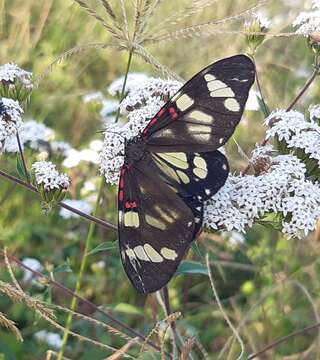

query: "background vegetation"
xmin=0 ymin=0 xmax=320 ymax=359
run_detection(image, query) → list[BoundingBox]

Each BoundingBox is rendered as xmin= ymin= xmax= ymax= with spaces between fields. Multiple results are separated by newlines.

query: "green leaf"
xmin=113 ymin=303 xmax=143 ymax=316
xmin=175 ymin=261 xmax=208 ymax=277
xmin=53 ymin=262 xmax=73 ymax=274
xmin=86 ymin=242 xmax=117 ymax=256
xmin=16 ymin=155 xmax=26 ymax=179
xmin=257 ymin=94 xmax=270 ymax=117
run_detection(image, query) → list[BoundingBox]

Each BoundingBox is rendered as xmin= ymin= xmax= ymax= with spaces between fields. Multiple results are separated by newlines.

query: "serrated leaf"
xmin=175 ymin=261 xmax=208 ymax=277
xmin=86 ymin=242 xmax=117 ymax=256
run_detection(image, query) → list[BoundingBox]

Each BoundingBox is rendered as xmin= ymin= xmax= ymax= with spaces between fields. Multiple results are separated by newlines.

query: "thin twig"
xmin=0 ymin=249 xmax=162 ymax=353
xmin=206 ymin=254 xmax=245 ymax=360
xmin=163 ymin=286 xmax=179 ymax=358
xmin=248 ymin=321 xmax=320 ymax=359
xmin=286 ymin=67 xmax=319 ymax=111
xmin=0 ymin=169 xmax=117 ymax=231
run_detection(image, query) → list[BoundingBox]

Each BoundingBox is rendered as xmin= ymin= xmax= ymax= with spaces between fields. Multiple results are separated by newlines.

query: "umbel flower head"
xmin=0 ymin=97 xmax=24 ymax=153
xmin=0 ymin=63 xmax=33 ymax=103
xmin=293 ymin=2 xmax=320 ymax=54
xmin=244 ymin=12 xmax=270 ymax=54
xmin=32 ymin=161 xmax=70 ymax=205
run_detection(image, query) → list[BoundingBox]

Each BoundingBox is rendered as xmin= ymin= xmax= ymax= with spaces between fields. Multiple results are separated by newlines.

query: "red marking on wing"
xmin=119 ymin=190 xmax=124 ymax=201
xmin=125 ymin=201 xmax=138 ymax=209
xmin=143 ymin=107 xmax=168 ymax=138
xmin=169 ymin=107 xmax=178 ymax=119
xmin=119 ymin=177 xmax=124 ymax=188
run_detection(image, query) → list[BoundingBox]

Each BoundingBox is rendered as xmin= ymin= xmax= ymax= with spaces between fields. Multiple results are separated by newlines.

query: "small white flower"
xmin=0 ymin=98 xmax=24 ymax=152
xmin=100 ymin=99 xmax=119 ymax=118
xmin=4 ymin=120 xmax=54 ymax=153
xmin=204 ymin=149 xmax=320 ymax=238
xmin=309 ymin=104 xmax=320 ymax=121
xmin=34 ymin=330 xmax=63 ymax=349
xmin=50 ymin=140 xmax=72 ymax=157
xmin=293 ymin=5 xmax=320 ymax=36
xmin=245 ymin=11 xmax=271 ymax=30
xmin=100 ymin=76 xmax=182 ymax=184
xmin=21 ymin=258 xmax=43 ymax=282
xmin=59 ymin=199 xmax=93 ymax=219
xmin=0 ymin=63 xmax=32 ymax=89
xmin=107 ymin=73 xmax=149 ymax=96
xmin=265 ymin=109 xmax=320 ymax=165
xmin=32 ymin=161 xmax=70 ymax=191
xmin=83 ymin=91 xmax=104 ymax=103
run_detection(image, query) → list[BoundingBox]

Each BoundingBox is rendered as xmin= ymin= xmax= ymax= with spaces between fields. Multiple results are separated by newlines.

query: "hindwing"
xmin=118 ymin=156 xmax=196 ymax=294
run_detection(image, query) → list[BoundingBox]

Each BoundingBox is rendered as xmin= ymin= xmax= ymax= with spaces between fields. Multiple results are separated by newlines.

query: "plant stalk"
xmin=58 ymin=49 xmax=134 ymax=359
xmin=57 ymin=179 xmax=104 ymax=359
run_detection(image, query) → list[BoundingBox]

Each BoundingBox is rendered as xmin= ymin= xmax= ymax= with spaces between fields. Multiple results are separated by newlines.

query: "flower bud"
xmin=245 ymin=13 xmax=270 ymax=54
xmin=32 ymin=161 xmax=70 ymax=207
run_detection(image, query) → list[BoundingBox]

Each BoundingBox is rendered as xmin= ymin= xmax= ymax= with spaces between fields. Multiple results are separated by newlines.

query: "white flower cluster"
xmin=107 ymin=73 xmax=149 ymax=96
xmin=4 ymin=120 xmax=54 ymax=153
xmin=293 ymin=2 xmax=320 ymax=36
xmin=245 ymin=11 xmax=271 ymax=30
xmin=59 ymin=199 xmax=93 ymax=219
xmin=0 ymin=98 xmax=24 ymax=152
xmin=83 ymin=91 xmax=118 ymax=123
xmin=265 ymin=109 xmax=320 ymax=165
xmin=309 ymin=104 xmax=320 ymax=121
xmin=99 ymin=75 xmax=182 ymax=184
xmin=204 ymin=150 xmax=320 ymax=238
xmin=34 ymin=330 xmax=63 ymax=349
xmin=32 ymin=161 xmax=70 ymax=190
xmin=0 ymin=63 xmax=33 ymax=89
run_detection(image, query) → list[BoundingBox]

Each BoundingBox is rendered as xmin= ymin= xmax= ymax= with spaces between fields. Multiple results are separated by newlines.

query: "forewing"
xmin=143 ymin=55 xmax=255 ymax=152
xmin=118 ymin=157 xmax=196 ymax=294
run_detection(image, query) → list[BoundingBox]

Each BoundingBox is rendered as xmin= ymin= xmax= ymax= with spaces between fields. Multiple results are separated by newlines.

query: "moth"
xmin=118 ymin=55 xmax=255 ymax=293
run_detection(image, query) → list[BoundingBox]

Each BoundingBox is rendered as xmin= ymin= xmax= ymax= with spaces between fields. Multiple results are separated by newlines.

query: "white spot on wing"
xmin=193 ymin=167 xmax=208 ymax=179
xmin=144 ymin=244 xmax=163 ymax=263
xmin=189 ymin=110 xmax=213 ymax=124
xmin=207 ymin=80 xmax=227 ymax=92
xmin=176 ymin=94 xmax=194 ymax=111
xmin=145 ymin=214 xmax=166 ymax=230
xmin=224 ymin=98 xmax=240 ymax=112
xmin=160 ymin=247 xmax=178 ymax=260
xmin=210 ymin=88 xmax=235 ymax=98
xmin=204 ymin=74 xmax=216 ymax=82
xmin=193 ymin=156 xmax=207 ymax=169
xmin=158 ymin=152 xmax=188 ymax=169
xmin=176 ymin=170 xmax=190 ymax=184
xmin=134 ymin=246 xmax=149 ymax=261
xmin=124 ymin=211 xmax=139 ymax=228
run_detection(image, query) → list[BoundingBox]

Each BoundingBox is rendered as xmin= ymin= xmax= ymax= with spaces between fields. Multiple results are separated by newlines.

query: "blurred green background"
xmin=1 ymin=0 xmax=320 ymax=359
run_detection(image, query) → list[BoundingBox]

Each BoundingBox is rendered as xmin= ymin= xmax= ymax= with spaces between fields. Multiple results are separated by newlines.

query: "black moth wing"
xmin=152 ymin=150 xmax=229 ymax=202
xmin=118 ymin=156 xmax=196 ymax=294
xmin=143 ymin=55 xmax=255 ymax=153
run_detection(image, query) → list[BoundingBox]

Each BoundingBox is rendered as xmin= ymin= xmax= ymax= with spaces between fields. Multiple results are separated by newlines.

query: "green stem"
xmin=115 ymin=50 xmax=134 ymax=122
xmin=16 ymin=132 xmax=30 ymax=183
xmin=58 ymin=49 xmax=134 ymax=359
xmin=57 ymin=180 xmax=104 ymax=359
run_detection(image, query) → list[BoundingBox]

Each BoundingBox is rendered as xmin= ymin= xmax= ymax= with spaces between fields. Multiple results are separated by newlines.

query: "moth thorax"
xmin=125 ymin=138 xmax=146 ymax=163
